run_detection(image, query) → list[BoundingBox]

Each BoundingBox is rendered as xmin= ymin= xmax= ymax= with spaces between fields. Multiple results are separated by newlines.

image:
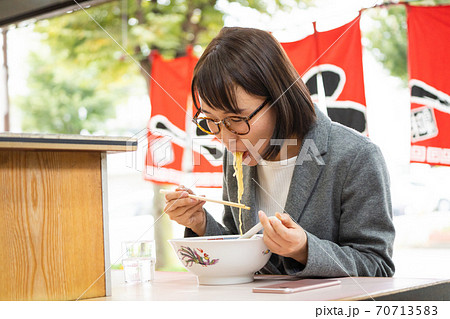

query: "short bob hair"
xmin=191 ymin=27 xmax=316 ymax=160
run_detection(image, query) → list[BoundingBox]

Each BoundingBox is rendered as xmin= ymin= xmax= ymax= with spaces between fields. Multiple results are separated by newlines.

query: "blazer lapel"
xmin=242 ymin=164 xmax=258 ymax=233
xmin=284 ymin=155 xmax=324 ymax=222
xmin=284 ymin=107 xmax=332 ymax=222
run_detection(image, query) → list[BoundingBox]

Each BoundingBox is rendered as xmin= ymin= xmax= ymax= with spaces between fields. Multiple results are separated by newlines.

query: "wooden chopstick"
xmin=159 ymin=189 xmax=251 ymax=210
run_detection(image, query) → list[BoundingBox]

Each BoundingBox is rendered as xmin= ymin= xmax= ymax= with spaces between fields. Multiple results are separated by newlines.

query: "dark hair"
xmin=191 ymin=27 xmax=316 ymax=160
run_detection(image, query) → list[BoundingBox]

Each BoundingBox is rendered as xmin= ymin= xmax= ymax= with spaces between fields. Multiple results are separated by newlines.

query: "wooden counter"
xmin=0 ymin=133 xmax=137 ymax=300
xmin=89 ymin=270 xmax=450 ymax=301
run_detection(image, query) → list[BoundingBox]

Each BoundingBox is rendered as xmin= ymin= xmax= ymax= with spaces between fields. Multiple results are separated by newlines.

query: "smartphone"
xmin=252 ymin=279 xmax=341 ymax=294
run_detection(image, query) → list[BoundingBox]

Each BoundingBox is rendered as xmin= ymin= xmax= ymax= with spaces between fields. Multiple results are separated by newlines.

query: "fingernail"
xmin=190 ymin=198 xmax=197 ymax=203
xmin=269 ymin=216 xmax=279 ymax=222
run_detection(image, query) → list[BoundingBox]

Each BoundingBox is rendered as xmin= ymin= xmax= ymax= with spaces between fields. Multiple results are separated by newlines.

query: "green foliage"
xmin=110 ymin=264 xmax=123 ymax=270
xmin=365 ymin=5 xmax=408 ymax=84
xmin=365 ymin=0 xmax=450 ymax=86
xmin=33 ymin=0 xmax=311 ymax=81
xmin=34 ymin=0 xmax=225 ymax=77
xmin=16 ymin=52 xmax=115 ymax=134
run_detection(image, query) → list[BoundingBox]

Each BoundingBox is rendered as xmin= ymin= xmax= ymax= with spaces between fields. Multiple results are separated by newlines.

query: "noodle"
xmin=233 ymin=152 xmax=244 ymax=235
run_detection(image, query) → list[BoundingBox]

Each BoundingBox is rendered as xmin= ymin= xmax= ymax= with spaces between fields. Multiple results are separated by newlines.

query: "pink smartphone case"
xmin=253 ymin=279 xmax=341 ymax=294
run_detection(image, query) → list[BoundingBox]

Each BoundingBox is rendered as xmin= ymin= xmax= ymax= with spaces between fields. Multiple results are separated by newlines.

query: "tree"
xmin=16 ymin=52 xmax=115 ymax=134
xmin=35 ymin=0 xmax=314 ymax=88
xmin=364 ymin=0 xmax=450 ymax=86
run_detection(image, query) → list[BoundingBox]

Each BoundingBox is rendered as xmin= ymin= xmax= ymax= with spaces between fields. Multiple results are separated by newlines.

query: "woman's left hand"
xmin=258 ymin=210 xmax=308 ymax=265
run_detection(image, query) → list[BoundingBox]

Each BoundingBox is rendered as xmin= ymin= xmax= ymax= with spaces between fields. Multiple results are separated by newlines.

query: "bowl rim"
xmin=168 ymin=234 xmax=263 ymax=243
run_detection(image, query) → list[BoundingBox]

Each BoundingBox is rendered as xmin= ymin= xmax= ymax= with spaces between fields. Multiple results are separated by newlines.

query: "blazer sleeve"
xmin=184 ymin=151 xmax=238 ymax=237
xmin=285 ymin=142 xmax=396 ymax=277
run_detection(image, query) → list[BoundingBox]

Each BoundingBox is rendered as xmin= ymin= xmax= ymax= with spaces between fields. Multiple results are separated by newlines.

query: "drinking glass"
xmin=122 ymin=240 xmax=156 ymax=283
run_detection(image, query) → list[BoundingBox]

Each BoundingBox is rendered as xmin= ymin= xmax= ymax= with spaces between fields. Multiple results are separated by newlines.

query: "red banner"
xmin=408 ymin=5 xmax=450 ymax=166
xmin=281 ymin=15 xmax=367 ymax=133
xmin=144 ymin=48 xmax=223 ymax=187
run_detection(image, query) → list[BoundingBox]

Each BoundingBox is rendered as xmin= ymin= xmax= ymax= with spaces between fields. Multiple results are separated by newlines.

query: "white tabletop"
xmin=86 ymin=270 xmax=450 ymax=301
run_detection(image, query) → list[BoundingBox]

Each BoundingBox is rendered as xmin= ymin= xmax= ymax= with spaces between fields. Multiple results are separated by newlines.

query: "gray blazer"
xmin=186 ymin=108 xmax=395 ymax=277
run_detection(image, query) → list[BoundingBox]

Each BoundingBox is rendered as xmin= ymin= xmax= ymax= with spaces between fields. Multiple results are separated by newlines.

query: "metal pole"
xmin=1 ymin=28 xmax=10 ymax=131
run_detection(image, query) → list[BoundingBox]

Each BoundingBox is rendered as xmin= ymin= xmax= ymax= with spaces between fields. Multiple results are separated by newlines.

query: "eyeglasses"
xmin=192 ymin=98 xmax=270 ymax=135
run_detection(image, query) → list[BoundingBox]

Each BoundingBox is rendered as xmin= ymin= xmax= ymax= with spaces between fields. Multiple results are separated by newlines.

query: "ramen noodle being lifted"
xmin=232 ymin=152 xmax=245 ymax=235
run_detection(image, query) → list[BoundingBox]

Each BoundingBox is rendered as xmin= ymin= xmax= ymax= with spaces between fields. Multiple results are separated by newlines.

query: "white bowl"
xmin=168 ymin=235 xmax=272 ymax=285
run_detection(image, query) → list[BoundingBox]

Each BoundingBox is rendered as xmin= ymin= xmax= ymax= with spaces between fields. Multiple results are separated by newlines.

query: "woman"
xmin=163 ymin=27 xmax=395 ymax=277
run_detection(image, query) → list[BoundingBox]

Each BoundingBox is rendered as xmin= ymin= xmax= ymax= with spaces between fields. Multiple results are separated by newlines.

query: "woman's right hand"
xmin=163 ymin=185 xmax=207 ymax=236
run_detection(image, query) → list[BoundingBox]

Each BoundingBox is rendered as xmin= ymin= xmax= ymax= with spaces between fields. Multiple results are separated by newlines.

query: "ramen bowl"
xmin=168 ymin=235 xmax=271 ymax=285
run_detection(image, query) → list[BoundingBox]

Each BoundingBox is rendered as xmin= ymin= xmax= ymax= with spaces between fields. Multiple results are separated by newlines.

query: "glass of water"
xmin=122 ymin=240 xmax=156 ymax=283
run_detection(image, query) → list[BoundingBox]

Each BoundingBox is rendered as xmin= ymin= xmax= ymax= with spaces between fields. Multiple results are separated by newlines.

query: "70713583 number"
xmin=376 ymin=306 xmax=438 ymax=316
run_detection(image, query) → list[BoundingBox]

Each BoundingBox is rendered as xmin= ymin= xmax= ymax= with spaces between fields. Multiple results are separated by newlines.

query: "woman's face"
xmin=200 ymin=86 xmax=276 ymax=166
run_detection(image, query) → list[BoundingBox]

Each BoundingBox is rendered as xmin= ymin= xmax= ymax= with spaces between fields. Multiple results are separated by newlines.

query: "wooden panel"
xmin=0 ymin=150 xmax=106 ymax=300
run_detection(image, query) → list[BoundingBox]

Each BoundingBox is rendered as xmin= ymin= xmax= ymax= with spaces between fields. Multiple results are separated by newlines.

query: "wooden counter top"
xmin=0 ymin=132 xmax=138 ymax=152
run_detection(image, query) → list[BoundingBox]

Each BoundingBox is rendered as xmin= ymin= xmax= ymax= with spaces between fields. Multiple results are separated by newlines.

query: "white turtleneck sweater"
xmin=256 ymin=156 xmax=297 ymax=217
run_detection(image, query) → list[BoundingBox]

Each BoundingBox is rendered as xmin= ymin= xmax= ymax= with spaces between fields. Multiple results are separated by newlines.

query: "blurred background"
xmin=1 ymin=0 xmax=449 ymax=277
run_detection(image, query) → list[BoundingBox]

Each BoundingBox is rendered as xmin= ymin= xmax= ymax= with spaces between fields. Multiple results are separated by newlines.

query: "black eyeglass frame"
xmin=192 ymin=98 xmax=271 ymax=135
